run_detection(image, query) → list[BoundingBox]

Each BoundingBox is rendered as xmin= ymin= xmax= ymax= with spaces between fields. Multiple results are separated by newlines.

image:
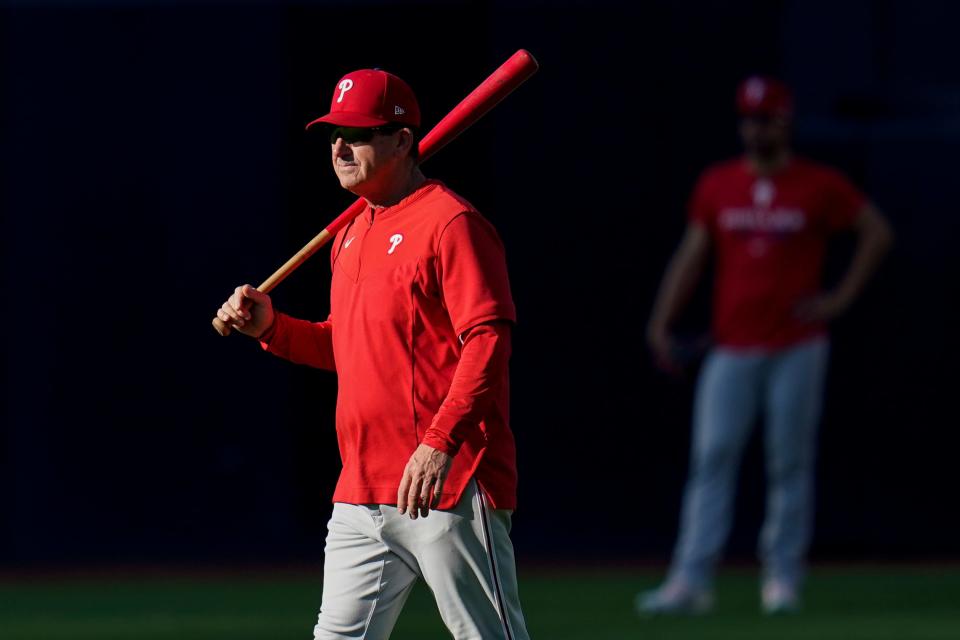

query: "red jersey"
xmin=261 ymin=180 xmax=518 ymax=510
xmin=689 ymin=157 xmax=866 ymax=348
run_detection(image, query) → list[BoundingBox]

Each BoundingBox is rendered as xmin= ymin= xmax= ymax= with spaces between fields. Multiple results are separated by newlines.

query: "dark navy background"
xmin=3 ymin=0 xmax=958 ymax=567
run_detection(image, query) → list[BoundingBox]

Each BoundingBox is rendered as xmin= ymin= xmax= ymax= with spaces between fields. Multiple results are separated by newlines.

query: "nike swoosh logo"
xmin=344 ymin=236 xmax=355 ymax=248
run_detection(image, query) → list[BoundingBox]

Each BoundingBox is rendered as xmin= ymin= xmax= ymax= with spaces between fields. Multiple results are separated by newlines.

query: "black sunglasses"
xmin=328 ymin=124 xmax=402 ymax=145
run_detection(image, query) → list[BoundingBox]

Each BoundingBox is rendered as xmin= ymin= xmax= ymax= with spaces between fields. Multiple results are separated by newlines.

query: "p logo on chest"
xmin=388 ymin=233 xmax=404 ymax=255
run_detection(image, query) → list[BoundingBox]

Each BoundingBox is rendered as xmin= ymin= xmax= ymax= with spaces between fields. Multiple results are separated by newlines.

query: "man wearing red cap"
xmin=216 ymin=69 xmax=529 ymax=639
xmin=637 ymin=76 xmax=893 ymax=614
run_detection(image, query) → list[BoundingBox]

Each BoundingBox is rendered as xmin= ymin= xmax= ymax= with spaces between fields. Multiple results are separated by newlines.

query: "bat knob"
xmin=212 ymin=316 xmax=232 ymax=336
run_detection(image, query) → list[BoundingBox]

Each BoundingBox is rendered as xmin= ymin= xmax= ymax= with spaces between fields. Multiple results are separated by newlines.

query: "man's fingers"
xmin=418 ymin=476 xmax=437 ymax=517
xmin=397 ymin=472 xmax=412 ymax=515
xmin=231 ymin=300 xmax=250 ymax=320
xmin=227 ymin=286 xmax=255 ymax=319
xmin=242 ymin=285 xmax=270 ymax=307
xmin=233 ymin=298 xmax=251 ymax=317
xmin=226 ymin=291 xmax=245 ymax=317
xmin=217 ymin=309 xmax=243 ymax=330
xmin=418 ymin=477 xmax=434 ymax=504
xmin=406 ymin=476 xmax=424 ymax=520
xmin=398 ymin=446 xmax=452 ymax=518
xmin=220 ymin=303 xmax=243 ymax=325
xmin=430 ymin=473 xmax=446 ymax=509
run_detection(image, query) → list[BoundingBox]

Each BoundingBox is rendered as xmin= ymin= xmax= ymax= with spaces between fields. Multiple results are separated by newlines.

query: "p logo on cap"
xmin=336 ymin=79 xmax=354 ymax=103
xmin=307 ymin=69 xmax=421 ymax=130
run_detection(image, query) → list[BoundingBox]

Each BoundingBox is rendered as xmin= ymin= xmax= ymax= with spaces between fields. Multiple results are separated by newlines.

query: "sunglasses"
xmin=328 ymin=125 xmax=402 ymax=145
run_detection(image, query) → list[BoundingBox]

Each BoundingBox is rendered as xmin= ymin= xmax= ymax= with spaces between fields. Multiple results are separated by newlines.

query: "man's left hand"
xmin=397 ymin=444 xmax=453 ymax=520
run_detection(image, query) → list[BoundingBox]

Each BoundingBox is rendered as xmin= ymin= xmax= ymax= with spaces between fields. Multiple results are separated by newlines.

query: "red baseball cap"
xmin=736 ymin=76 xmax=793 ymax=118
xmin=306 ymin=69 xmax=421 ymax=130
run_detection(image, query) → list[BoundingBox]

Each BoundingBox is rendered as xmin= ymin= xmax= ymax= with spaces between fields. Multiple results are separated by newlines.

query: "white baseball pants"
xmin=313 ymin=479 xmax=530 ymax=640
xmin=669 ymin=337 xmax=830 ymax=589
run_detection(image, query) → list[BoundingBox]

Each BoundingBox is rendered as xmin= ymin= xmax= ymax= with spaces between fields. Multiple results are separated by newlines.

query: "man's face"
xmin=329 ymin=126 xmax=409 ymax=195
xmin=739 ymin=115 xmax=790 ymax=158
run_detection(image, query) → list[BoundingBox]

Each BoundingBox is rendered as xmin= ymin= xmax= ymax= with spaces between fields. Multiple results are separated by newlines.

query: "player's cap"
xmin=736 ymin=76 xmax=793 ymax=118
xmin=306 ymin=69 xmax=421 ymax=130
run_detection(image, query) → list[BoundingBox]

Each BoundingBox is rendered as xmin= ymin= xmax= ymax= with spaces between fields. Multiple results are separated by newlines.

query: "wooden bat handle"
xmin=213 ymin=49 xmax=539 ymax=336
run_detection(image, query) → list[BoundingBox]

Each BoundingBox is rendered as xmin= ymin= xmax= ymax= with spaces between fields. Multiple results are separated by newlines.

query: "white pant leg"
xmin=314 ymin=503 xmax=419 ymax=640
xmin=670 ymin=348 xmax=765 ymax=589
xmin=760 ymin=338 xmax=830 ymax=587
xmin=380 ymin=481 xmax=530 ymax=640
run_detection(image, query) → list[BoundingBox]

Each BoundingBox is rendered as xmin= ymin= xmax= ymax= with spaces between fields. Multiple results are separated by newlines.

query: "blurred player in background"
xmin=638 ymin=77 xmax=894 ymax=614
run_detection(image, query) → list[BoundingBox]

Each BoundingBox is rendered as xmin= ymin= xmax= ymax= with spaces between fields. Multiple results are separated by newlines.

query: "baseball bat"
xmin=213 ymin=48 xmax=539 ymax=336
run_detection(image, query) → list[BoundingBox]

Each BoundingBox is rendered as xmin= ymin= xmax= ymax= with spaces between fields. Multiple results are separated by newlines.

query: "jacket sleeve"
xmin=259 ymin=311 xmax=336 ymax=371
xmin=421 ymin=321 xmax=511 ymax=455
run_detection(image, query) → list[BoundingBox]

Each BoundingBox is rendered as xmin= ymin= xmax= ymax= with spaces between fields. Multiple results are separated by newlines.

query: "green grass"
xmin=1 ymin=566 xmax=959 ymax=639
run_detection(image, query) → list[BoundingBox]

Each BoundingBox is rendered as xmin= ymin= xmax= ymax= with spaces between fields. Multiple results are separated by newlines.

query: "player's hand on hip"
xmin=397 ymin=444 xmax=453 ymax=520
xmin=216 ymin=284 xmax=275 ymax=338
